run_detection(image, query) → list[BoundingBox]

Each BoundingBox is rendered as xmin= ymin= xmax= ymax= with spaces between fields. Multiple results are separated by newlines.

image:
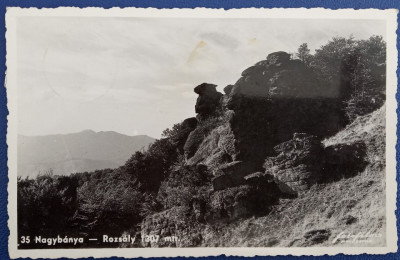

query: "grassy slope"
xmin=202 ymin=105 xmax=386 ymax=247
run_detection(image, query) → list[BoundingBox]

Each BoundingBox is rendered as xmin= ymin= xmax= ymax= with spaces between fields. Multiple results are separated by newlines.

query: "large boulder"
xmin=194 ymin=83 xmax=223 ymax=119
xmin=322 ymin=141 xmax=368 ymax=181
xmin=264 ymin=134 xmax=368 ymax=191
xmin=264 ymin=134 xmax=324 ymax=191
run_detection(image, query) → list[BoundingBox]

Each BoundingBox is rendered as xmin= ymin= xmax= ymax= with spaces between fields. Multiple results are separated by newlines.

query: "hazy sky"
xmin=17 ymin=17 xmax=386 ymax=138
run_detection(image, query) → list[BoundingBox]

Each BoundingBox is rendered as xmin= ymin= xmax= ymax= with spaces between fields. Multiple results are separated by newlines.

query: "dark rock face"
xmin=171 ymin=117 xmax=198 ymax=154
xmin=243 ymin=172 xmax=272 ymax=184
xmin=225 ymin=51 xmax=344 ymax=164
xmin=266 ymin=51 xmax=291 ymax=64
xmin=209 ymin=183 xmax=281 ymax=222
xmin=181 ymin=117 xmax=198 ymax=129
xmin=223 ymin=84 xmax=233 ymax=95
xmin=323 ymin=141 xmax=368 ymax=181
xmin=264 ymin=134 xmax=324 ymax=191
xmin=264 ymin=134 xmax=368 ymax=191
xmin=212 ymin=161 xmax=259 ymax=191
xmin=194 ymin=83 xmax=223 ymax=119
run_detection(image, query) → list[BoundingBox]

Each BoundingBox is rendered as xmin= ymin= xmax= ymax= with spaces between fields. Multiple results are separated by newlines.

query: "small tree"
xmin=296 ymin=43 xmax=312 ymax=66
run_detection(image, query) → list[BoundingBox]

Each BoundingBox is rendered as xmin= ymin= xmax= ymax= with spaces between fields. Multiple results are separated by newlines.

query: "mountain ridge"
xmin=17 ymin=130 xmax=155 ymax=177
xmin=18 ymin=129 xmax=153 ymax=138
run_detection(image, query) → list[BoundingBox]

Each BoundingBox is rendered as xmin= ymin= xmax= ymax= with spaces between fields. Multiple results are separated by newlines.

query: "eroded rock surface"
xmin=264 ymin=134 xmax=324 ymax=191
xmin=212 ymin=161 xmax=259 ymax=191
xmin=187 ymin=123 xmax=236 ymax=170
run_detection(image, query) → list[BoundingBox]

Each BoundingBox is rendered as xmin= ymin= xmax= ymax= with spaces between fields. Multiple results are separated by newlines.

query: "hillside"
xmin=17 ymin=130 xmax=154 ymax=177
xmin=137 ymin=49 xmax=386 ymax=248
xmin=199 ymin=105 xmax=386 ymax=247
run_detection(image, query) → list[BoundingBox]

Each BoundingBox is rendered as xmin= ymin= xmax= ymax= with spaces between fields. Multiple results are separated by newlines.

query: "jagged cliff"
xmin=135 ymin=52 xmax=386 ymax=247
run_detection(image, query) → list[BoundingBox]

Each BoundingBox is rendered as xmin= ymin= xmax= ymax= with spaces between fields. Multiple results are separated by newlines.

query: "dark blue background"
xmin=0 ymin=0 xmax=399 ymax=259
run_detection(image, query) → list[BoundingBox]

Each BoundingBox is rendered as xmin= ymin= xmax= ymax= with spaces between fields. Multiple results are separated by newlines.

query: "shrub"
xmin=298 ymin=35 xmax=386 ymax=122
xmin=157 ymin=165 xmax=213 ymax=209
xmin=75 ymin=170 xmax=143 ymax=235
xmin=17 ymin=171 xmax=79 ymax=236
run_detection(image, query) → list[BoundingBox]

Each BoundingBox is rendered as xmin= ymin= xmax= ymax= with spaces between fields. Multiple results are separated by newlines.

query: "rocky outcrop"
xmin=223 ymin=85 xmax=233 ymax=95
xmin=183 ymin=84 xmax=224 ymax=160
xmin=266 ymin=51 xmax=291 ymax=64
xmin=187 ymin=51 xmax=346 ymax=174
xmin=264 ymin=133 xmax=368 ymax=191
xmin=264 ymin=134 xmax=324 ymax=191
xmin=209 ymin=182 xmax=281 ymax=222
xmin=135 ymin=47 xmax=385 ymax=247
xmin=171 ymin=117 xmax=198 ymax=154
xmin=225 ymin=51 xmax=344 ymax=165
xmin=212 ymin=161 xmax=259 ymax=191
xmin=323 ymin=141 xmax=368 ymax=181
xmin=194 ymin=83 xmax=223 ymax=119
xmin=187 ymin=123 xmax=236 ymax=170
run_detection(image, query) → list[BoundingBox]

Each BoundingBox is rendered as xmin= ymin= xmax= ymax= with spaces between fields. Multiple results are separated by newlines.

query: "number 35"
xmin=21 ymin=236 xmax=30 ymax=244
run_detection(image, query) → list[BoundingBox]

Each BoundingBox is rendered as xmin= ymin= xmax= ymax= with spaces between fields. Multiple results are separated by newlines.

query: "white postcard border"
xmin=5 ymin=7 xmax=399 ymax=258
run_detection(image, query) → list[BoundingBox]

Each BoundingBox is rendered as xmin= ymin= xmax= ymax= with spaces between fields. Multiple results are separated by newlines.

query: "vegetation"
xmin=203 ymin=106 xmax=386 ymax=246
xmin=296 ymin=35 xmax=386 ymax=121
xmin=17 ymin=35 xmax=386 ymax=248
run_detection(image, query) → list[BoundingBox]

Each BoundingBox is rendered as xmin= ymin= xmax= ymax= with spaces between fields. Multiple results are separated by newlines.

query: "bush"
xmin=123 ymin=137 xmax=177 ymax=192
xmin=75 ymin=170 xmax=143 ymax=235
xmin=17 ymin=171 xmax=79 ymax=236
xmin=299 ymin=35 xmax=386 ymax=122
xmin=157 ymin=165 xmax=213 ymax=209
xmin=184 ymin=116 xmax=223 ymax=159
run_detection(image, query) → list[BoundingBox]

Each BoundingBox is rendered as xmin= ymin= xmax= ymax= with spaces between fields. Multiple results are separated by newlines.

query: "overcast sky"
xmin=16 ymin=17 xmax=386 ymax=138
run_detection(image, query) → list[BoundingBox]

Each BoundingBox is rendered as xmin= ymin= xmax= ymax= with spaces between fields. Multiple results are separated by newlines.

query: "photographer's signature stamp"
xmin=332 ymin=231 xmax=383 ymax=244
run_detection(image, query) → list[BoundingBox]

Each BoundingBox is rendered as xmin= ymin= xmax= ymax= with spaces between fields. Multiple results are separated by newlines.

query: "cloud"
xmin=199 ymin=31 xmax=240 ymax=49
xmin=16 ymin=16 xmax=386 ymax=138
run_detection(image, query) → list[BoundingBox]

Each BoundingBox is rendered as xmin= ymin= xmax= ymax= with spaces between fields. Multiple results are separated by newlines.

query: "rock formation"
xmin=263 ymin=133 xmax=368 ymax=191
xmin=212 ymin=161 xmax=259 ymax=191
xmin=137 ymin=51 xmax=380 ymax=247
xmin=226 ymin=51 xmax=344 ymax=165
xmin=194 ymin=83 xmax=223 ymax=120
xmin=171 ymin=117 xmax=198 ymax=154
xmin=264 ymin=134 xmax=324 ymax=191
xmin=323 ymin=141 xmax=368 ymax=181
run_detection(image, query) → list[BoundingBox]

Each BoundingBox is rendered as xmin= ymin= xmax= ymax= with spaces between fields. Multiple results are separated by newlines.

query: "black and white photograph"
xmin=6 ymin=7 xmax=398 ymax=258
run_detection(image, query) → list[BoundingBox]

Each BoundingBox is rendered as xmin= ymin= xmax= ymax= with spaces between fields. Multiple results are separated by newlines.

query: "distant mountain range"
xmin=17 ymin=130 xmax=155 ymax=177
